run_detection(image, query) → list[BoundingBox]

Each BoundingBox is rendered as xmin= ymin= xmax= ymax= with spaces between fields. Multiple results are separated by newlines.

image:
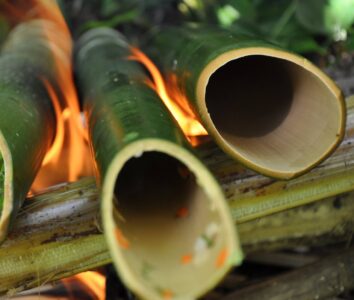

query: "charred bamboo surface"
xmin=75 ymin=28 xmax=241 ymax=300
xmin=146 ymin=26 xmax=345 ymax=179
xmin=0 ymin=21 xmax=56 ymax=242
xmin=0 ymin=179 xmax=353 ymax=296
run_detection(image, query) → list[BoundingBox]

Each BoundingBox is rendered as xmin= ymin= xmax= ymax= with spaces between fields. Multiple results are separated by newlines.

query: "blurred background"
xmin=54 ymin=0 xmax=354 ymax=62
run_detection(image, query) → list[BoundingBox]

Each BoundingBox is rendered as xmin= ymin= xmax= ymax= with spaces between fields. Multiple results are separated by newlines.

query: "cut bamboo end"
xmin=102 ymin=139 xmax=242 ymax=300
xmin=196 ymin=47 xmax=346 ymax=179
xmin=0 ymin=131 xmax=13 ymax=242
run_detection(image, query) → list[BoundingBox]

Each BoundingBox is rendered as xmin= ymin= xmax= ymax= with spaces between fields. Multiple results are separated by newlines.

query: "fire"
xmin=2 ymin=1 xmax=97 ymax=296
xmin=62 ymin=271 xmax=106 ymax=300
xmin=1 ymin=0 xmax=94 ymax=191
xmin=130 ymin=47 xmax=207 ymax=145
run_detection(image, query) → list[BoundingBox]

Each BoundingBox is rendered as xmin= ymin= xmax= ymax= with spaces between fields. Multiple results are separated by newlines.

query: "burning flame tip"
xmin=130 ymin=47 xmax=207 ymax=145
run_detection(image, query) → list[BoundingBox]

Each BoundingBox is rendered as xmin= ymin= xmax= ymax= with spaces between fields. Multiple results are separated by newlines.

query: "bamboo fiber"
xmin=75 ymin=28 xmax=242 ymax=300
xmin=1 ymin=178 xmax=353 ymax=296
xmin=0 ymin=21 xmax=57 ymax=242
xmin=146 ymin=26 xmax=346 ymax=179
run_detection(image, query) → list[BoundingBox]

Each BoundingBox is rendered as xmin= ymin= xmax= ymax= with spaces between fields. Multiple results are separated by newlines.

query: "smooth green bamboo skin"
xmin=146 ymin=26 xmax=346 ymax=179
xmin=76 ymin=28 xmax=242 ymax=300
xmin=0 ymin=21 xmax=56 ymax=242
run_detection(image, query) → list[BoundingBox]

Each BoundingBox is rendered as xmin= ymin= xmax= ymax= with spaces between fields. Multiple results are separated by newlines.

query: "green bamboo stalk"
xmin=0 ymin=20 xmax=57 ymax=242
xmin=1 ymin=179 xmax=353 ymax=296
xmin=145 ymin=26 xmax=346 ymax=179
xmin=239 ymin=191 xmax=354 ymax=253
xmin=75 ymin=28 xmax=242 ymax=300
xmin=0 ymin=178 xmax=110 ymax=297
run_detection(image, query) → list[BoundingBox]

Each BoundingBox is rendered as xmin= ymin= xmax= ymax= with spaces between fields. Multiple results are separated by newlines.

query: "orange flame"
xmin=130 ymin=47 xmax=207 ymax=145
xmin=3 ymin=0 xmax=94 ymax=191
xmin=62 ymin=271 xmax=106 ymax=300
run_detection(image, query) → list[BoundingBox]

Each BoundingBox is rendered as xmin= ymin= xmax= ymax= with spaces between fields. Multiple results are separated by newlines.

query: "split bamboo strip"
xmin=0 ymin=178 xmax=110 ymax=297
xmin=239 ymin=191 xmax=354 ymax=253
xmin=0 ymin=179 xmax=353 ymax=296
xmin=75 ymin=28 xmax=241 ymax=300
xmin=0 ymin=21 xmax=57 ymax=242
xmin=145 ymin=26 xmax=346 ymax=179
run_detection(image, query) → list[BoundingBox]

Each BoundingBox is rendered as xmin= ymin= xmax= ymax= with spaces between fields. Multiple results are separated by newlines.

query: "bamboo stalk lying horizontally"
xmin=1 ymin=97 xmax=352 ymax=296
xmin=75 ymin=28 xmax=242 ymax=300
xmin=1 ymin=179 xmax=353 ymax=297
xmin=144 ymin=26 xmax=346 ymax=179
xmin=0 ymin=178 xmax=109 ymax=297
xmin=0 ymin=20 xmax=57 ymax=242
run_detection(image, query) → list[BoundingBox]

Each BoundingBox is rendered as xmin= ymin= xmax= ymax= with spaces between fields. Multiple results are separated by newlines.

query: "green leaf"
xmin=100 ymin=0 xmax=121 ymax=17
xmin=296 ymin=0 xmax=327 ymax=34
xmin=228 ymin=0 xmax=256 ymax=21
xmin=325 ymin=0 xmax=354 ymax=40
xmin=345 ymin=28 xmax=354 ymax=49
xmin=79 ymin=9 xmax=139 ymax=32
xmin=296 ymin=0 xmax=354 ymax=39
xmin=217 ymin=5 xmax=240 ymax=27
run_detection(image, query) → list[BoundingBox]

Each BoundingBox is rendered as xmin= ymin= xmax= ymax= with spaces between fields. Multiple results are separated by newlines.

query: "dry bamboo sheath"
xmin=75 ymin=28 xmax=242 ymax=300
xmin=146 ymin=26 xmax=346 ymax=179
xmin=0 ymin=21 xmax=57 ymax=242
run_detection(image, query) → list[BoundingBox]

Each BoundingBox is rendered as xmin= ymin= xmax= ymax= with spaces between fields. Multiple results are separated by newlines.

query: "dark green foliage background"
xmin=59 ymin=0 xmax=354 ymax=55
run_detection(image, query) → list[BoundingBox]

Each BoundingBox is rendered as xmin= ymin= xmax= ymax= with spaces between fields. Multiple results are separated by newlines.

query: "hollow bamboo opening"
xmin=0 ymin=132 xmax=13 ymax=242
xmin=113 ymin=151 xmax=227 ymax=296
xmin=201 ymin=52 xmax=344 ymax=178
xmin=102 ymin=141 xmax=240 ymax=299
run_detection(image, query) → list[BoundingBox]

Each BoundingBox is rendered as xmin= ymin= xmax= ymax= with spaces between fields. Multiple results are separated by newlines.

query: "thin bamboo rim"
xmin=102 ymin=138 xmax=242 ymax=300
xmin=196 ymin=47 xmax=346 ymax=179
xmin=0 ymin=130 xmax=13 ymax=242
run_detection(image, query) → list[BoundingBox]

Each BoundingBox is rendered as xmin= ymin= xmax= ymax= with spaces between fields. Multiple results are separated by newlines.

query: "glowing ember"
xmin=130 ymin=47 xmax=207 ymax=145
xmin=62 ymin=271 xmax=106 ymax=300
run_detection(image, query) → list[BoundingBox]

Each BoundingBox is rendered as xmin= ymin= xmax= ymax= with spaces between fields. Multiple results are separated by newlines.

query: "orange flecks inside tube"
xmin=176 ymin=207 xmax=189 ymax=218
xmin=115 ymin=228 xmax=130 ymax=249
xmin=181 ymin=254 xmax=193 ymax=265
xmin=216 ymin=248 xmax=228 ymax=268
xmin=162 ymin=289 xmax=173 ymax=300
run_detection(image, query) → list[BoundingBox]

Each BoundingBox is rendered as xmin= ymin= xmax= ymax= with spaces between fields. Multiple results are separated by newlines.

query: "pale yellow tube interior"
xmin=205 ymin=54 xmax=343 ymax=177
xmin=112 ymin=151 xmax=231 ymax=298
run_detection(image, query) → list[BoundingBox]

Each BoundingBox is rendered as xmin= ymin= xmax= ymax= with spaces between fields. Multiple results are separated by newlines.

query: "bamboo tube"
xmin=1 ymin=179 xmax=354 ymax=296
xmin=145 ymin=26 xmax=346 ymax=179
xmin=198 ymin=95 xmax=354 ymax=222
xmin=75 ymin=28 xmax=242 ymax=300
xmin=0 ymin=21 xmax=56 ymax=242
